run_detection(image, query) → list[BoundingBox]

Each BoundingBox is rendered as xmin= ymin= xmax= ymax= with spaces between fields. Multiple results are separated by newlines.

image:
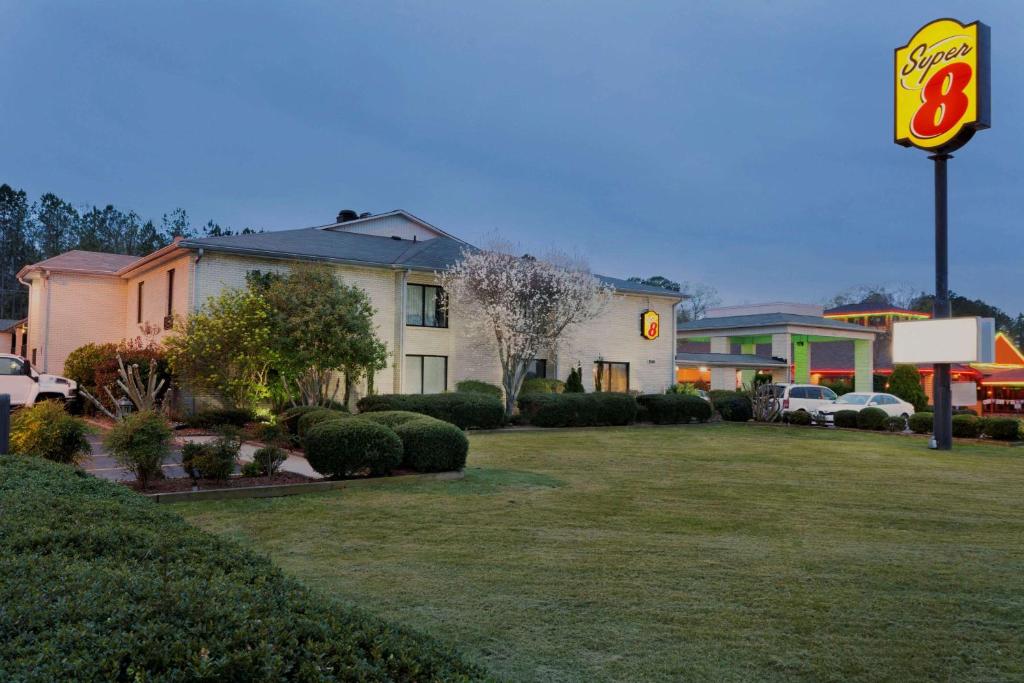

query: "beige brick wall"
xmin=123 ymin=252 xmax=193 ymax=343
xmin=35 ymin=273 xmax=128 ymax=374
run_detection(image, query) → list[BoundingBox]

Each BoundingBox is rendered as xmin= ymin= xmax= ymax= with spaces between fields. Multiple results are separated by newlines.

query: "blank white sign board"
xmin=952 ymin=382 xmax=978 ymax=407
xmin=892 ymin=317 xmax=995 ymax=364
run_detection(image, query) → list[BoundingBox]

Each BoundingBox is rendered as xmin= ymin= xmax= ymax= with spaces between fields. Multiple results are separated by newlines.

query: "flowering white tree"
xmin=440 ymin=244 xmax=614 ymax=416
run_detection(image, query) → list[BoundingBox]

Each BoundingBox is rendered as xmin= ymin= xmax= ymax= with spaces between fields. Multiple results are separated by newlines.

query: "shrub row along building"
xmin=16 ymin=210 xmax=679 ymax=408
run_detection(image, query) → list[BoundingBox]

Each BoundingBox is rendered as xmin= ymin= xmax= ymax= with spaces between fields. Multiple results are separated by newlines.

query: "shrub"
xmin=304 ymin=419 xmax=403 ymax=478
xmin=712 ymin=392 xmax=752 ymax=422
xmin=787 ymin=410 xmax=813 ymax=426
xmin=9 ymin=401 xmax=92 ymax=464
xmin=103 ymin=410 xmax=172 ymax=489
xmin=393 ymin=417 xmax=469 ymax=472
xmin=357 ymin=410 xmax=428 ymax=429
xmin=279 ymin=405 xmax=326 ymax=435
xmin=909 ymin=412 xmax=933 ymax=434
xmin=856 ymin=407 xmax=888 ymax=430
xmin=65 ymin=339 xmax=170 ymax=413
xmin=455 ymin=379 xmax=503 ymax=398
xmin=952 ymin=414 xmax=981 ymax=438
xmin=251 ymin=445 xmax=287 ymax=475
xmin=883 ymin=415 xmax=906 ymax=432
xmin=888 ymin=365 xmax=929 ymax=411
xmin=981 ymin=417 xmax=1021 ymax=441
xmin=0 ymin=456 xmax=484 ymax=681
xmin=520 ymin=378 xmax=565 ymax=395
xmin=240 ymin=459 xmax=263 ymax=477
xmin=297 ymin=407 xmax=349 ymax=439
xmin=833 ymin=410 xmax=860 ymax=429
xmin=637 ymin=394 xmax=712 ymax=424
xmin=820 ymin=379 xmax=853 ymax=396
xmin=181 ymin=428 xmax=240 ymax=481
xmin=252 ymin=421 xmax=293 ymax=448
xmin=516 ymin=393 xmax=637 ymax=427
xmin=356 ymin=393 xmax=504 ymax=429
xmin=184 ymin=407 xmax=256 ymax=429
xmin=565 ymin=366 xmax=584 ymax=393
xmin=666 ymin=383 xmax=700 ymax=396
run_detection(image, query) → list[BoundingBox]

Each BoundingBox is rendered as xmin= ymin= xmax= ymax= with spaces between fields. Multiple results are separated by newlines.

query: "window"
xmin=166 ymin=269 xmax=175 ymax=316
xmin=526 ymin=358 xmax=547 ymax=380
xmin=0 ymin=357 xmax=24 ymax=376
xmin=31 ymin=349 xmax=37 ymax=365
xmin=137 ymin=281 xmax=144 ymax=323
xmin=790 ymin=387 xmax=810 ymax=399
xmin=821 ymin=387 xmax=838 ymax=401
xmin=593 ymin=361 xmax=629 ymax=393
xmin=405 ymin=355 xmax=447 ymax=394
xmin=406 ymin=284 xmax=447 ymax=328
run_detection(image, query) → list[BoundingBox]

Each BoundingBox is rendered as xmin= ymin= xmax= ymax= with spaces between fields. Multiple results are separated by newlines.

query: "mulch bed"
xmin=126 ymin=472 xmax=314 ymax=494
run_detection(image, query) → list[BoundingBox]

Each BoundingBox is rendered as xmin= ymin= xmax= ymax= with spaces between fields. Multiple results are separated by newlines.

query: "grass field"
xmin=177 ymin=424 xmax=1024 ymax=682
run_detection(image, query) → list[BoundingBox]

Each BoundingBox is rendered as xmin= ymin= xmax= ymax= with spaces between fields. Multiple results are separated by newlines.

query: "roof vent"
xmin=390 ymin=235 xmax=402 ymax=241
xmin=336 ymin=209 xmax=360 ymax=223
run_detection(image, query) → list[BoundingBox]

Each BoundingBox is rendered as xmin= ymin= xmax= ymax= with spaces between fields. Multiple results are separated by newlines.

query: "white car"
xmin=772 ymin=383 xmax=839 ymax=415
xmin=816 ymin=392 xmax=916 ymax=424
xmin=0 ymin=354 xmax=77 ymax=407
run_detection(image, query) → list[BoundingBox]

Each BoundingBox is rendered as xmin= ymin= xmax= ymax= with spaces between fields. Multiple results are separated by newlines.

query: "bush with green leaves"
xmin=252 ymin=421 xmax=293 ymax=448
xmin=883 ymin=415 xmax=906 ymax=432
xmin=908 ymin=412 xmax=933 ymax=434
xmin=184 ymin=407 xmax=256 ymax=429
xmin=833 ymin=410 xmax=860 ymax=429
xmin=9 ymin=400 xmax=92 ymax=464
xmin=711 ymin=392 xmax=752 ymax=422
xmin=887 ymin=365 xmax=929 ymax=411
xmin=103 ymin=410 xmax=172 ymax=489
xmin=357 ymin=393 xmax=504 ymax=429
xmin=392 ymin=417 xmax=469 ymax=472
xmin=279 ymin=405 xmax=329 ymax=435
xmin=856 ymin=407 xmax=888 ymax=430
xmin=636 ymin=394 xmax=712 ymax=424
xmin=787 ymin=410 xmax=813 ymax=426
xmin=455 ymin=380 xmax=503 ymax=398
xmin=820 ymin=379 xmax=853 ymax=396
xmin=666 ymin=383 xmax=700 ymax=396
xmin=516 ymin=393 xmax=637 ymax=427
xmin=981 ymin=417 xmax=1021 ymax=441
xmin=951 ymin=414 xmax=981 ymax=438
xmin=564 ymin=366 xmax=584 ymax=393
xmin=356 ymin=410 xmax=429 ymax=429
xmin=0 ymin=456 xmax=484 ymax=681
xmin=304 ymin=419 xmax=403 ymax=478
xmin=297 ymin=407 xmax=349 ymax=439
xmin=520 ymin=378 xmax=565 ymax=395
xmin=250 ymin=445 xmax=288 ymax=475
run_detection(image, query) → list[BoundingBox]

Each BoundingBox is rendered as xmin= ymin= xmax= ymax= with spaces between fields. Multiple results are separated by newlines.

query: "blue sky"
xmin=2 ymin=2 xmax=1021 ymax=313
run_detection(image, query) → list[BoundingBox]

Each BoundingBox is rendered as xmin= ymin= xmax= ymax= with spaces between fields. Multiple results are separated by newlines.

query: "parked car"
xmin=771 ymin=383 xmax=839 ymax=415
xmin=696 ymin=389 xmax=711 ymax=403
xmin=816 ymin=392 xmax=916 ymax=424
xmin=0 ymin=354 xmax=77 ymax=407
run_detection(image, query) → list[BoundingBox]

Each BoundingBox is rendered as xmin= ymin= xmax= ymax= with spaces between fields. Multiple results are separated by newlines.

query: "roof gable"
xmin=19 ymin=250 xmax=142 ymax=278
xmin=322 ymin=210 xmax=464 ymax=243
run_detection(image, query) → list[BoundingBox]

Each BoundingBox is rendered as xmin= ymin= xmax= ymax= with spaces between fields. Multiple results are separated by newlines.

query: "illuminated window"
xmin=406 ymin=284 xmax=447 ymax=328
xmin=593 ymin=361 xmax=629 ymax=392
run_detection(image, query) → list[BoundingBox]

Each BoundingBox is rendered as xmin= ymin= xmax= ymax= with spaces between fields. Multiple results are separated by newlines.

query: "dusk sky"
xmin=2 ymin=2 xmax=1021 ymax=313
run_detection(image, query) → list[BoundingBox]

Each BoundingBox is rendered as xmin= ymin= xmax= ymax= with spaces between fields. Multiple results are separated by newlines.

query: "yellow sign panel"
xmin=641 ymin=310 xmax=660 ymax=340
xmin=894 ymin=19 xmax=990 ymax=152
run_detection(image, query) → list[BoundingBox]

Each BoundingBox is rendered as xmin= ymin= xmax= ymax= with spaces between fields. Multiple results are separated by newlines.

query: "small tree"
xmin=888 ymin=364 xmax=928 ymax=411
xmin=104 ymin=411 xmax=172 ymax=489
xmin=565 ymin=366 xmax=584 ymax=393
xmin=440 ymin=246 xmax=612 ymax=416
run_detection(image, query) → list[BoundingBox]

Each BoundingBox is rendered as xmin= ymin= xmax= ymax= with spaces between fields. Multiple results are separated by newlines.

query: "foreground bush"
xmin=393 ymin=417 xmax=470 ymax=472
xmin=856 ymin=407 xmax=888 ymax=431
xmin=711 ymin=392 xmax=752 ymax=422
xmin=455 ymin=379 xmax=503 ymax=398
xmin=787 ymin=410 xmax=813 ymax=426
xmin=304 ymin=419 xmax=403 ymax=477
xmin=833 ymin=410 xmax=860 ymax=429
xmin=883 ymin=415 xmax=906 ymax=433
xmin=9 ymin=401 xmax=91 ymax=464
xmin=519 ymin=378 xmax=565 ymax=395
xmin=0 ymin=456 xmax=483 ymax=681
xmin=952 ymin=414 xmax=981 ymax=438
xmin=103 ymin=411 xmax=172 ymax=489
xmin=297 ymin=407 xmax=349 ymax=439
xmin=516 ymin=393 xmax=637 ymax=427
xmin=909 ymin=412 xmax=933 ymax=434
xmin=184 ymin=407 xmax=255 ymax=429
xmin=637 ymin=394 xmax=712 ymax=424
xmin=357 ymin=410 xmax=428 ymax=429
xmin=981 ymin=417 xmax=1021 ymax=441
xmin=357 ymin=393 xmax=504 ymax=429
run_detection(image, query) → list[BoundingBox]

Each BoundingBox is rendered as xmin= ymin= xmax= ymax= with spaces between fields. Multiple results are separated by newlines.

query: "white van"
xmin=0 ymin=354 xmax=77 ymax=407
xmin=773 ymin=383 xmax=839 ymax=415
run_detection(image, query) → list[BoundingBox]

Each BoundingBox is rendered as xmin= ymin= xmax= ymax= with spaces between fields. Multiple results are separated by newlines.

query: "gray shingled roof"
xmin=0 ymin=319 xmax=24 ymax=332
xmin=676 ymin=352 xmax=788 ymax=367
xmin=677 ymin=313 xmax=876 ymax=334
xmin=25 ymin=250 xmax=141 ymax=275
xmin=180 ymin=229 xmax=679 ymax=297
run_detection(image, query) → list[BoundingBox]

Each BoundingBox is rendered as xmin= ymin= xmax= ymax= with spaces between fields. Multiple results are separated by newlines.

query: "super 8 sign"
xmin=641 ymin=310 xmax=660 ymax=340
xmin=895 ymin=19 xmax=990 ymax=152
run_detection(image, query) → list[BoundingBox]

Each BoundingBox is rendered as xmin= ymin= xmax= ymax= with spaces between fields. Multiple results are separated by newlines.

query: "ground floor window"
xmin=405 ymin=354 xmax=447 ymax=394
xmin=594 ymin=361 xmax=629 ymax=393
xmin=526 ymin=358 xmax=547 ymax=380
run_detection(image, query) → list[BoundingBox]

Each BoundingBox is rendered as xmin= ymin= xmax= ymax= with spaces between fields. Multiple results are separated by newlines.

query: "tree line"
xmin=0 ymin=183 xmax=255 ymax=319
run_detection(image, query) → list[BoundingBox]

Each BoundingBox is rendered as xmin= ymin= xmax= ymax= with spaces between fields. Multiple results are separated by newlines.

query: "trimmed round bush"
xmin=833 ymin=410 xmax=860 ymax=429
xmin=455 ymin=379 xmax=503 ymax=398
xmin=787 ymin=410 xmax=813 ymax=426
xmin=981 ymin=417 xmax=1021 ymax=441
xmin=883 ymin=415 xmax=906 ymax=432
xmin=10 ymin=400 xmax=92 ymax=465
xmin=297 ymin=408 xmax=349 ymax=439
xmin=357 ymin=410 xmax=431 ymax=429
xmin=856 ymin=407 xmax=888 ymax=430
xmin=637 ymin=394 xmax=712 ymax=424
xmin=908 ymin=412 xmax=933 ymax=434
xmin=279 ymin=405 xmax=324 ymax=435
xmin=713 ymin=393 xmax=752 ymax=422
xmin=357 ymin=393 xmax=504 ymax=429
xmin=304 ymin=419 xmax=402 ymax=477
xmin=393 ymin=417 xmax=469 ymax=472
xmin=951 ymin=414 xmax=981 ymax=438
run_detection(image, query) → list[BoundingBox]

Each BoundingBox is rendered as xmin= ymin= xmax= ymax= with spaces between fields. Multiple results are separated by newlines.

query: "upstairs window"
xmin=137 ymin=282 xmax=144 ymax=323
xmin=406 ymin=284 xmax=447 ymax=328
xmin=166 ymin=269 xmax=175 ymax=316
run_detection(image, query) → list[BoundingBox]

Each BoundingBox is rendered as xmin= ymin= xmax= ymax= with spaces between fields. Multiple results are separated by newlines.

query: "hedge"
xmin=787 ymin=410 xmax=813 ymax=426
xmin=516 ymin=393 xmax=637 ymax=428
xmin=636 ymin=394 xmax=711 ymax=424
xmin=981 ymin=417 xmax=1021 ymax=441
xmin=296 ymin=407 xmax=349 ymax=439
xmin=455 ymin=380 xmax=503 ymax=398
xmin=883 ymin=415 xmax=906 ymax=433
xmin=711 ymin=392 xmax=752 ymax=422
xmin=856 ymin=407 xmax=888 ymax=430
xmin=184 ymin=407 xmax=256 ymax=429
xmin=393 ymin=417 xmax=470 ymax=472
xmin=952 ymin=414 xmax=981 ymax=438
xmin=0 ymin=456 xmax=483 ymax=681
xmin=833 ymin=410 xmax=860 ymax=429
xmin=357 ymin=410 xmax=432 ymax=430
xmin=519 ymin=378 xmax=565 ymax=395
xmin=356 ymin=393 xmax=504 ymax=429
xmin=304 ymin=419 xmax=403 ymax=477
xmin=909 ymin=412 xmax=933 ymax=434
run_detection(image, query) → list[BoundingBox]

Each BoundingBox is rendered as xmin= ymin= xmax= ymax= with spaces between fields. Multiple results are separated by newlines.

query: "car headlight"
xmin=54 ymin=378 xmax=69 ymax=385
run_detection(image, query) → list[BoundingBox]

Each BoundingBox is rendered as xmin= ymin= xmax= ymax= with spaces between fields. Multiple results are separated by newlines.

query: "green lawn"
xmin=177 ymin=424 xmax=1024 ymax=682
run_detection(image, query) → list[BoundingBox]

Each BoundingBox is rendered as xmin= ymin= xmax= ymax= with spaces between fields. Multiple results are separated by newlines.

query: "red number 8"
xmin=911 ymin=62 xmax=972 ymax=139
xmin=647 ymin=320 xmax=659 ymax=338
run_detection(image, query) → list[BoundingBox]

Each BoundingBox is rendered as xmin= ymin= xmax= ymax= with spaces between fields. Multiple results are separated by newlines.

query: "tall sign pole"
xmin=894 ymin=18 xmax=990 ymax=450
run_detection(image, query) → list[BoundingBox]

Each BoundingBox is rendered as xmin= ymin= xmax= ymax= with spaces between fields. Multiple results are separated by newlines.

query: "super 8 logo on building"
xmin=641 ymin=310 xmax=660 ymax=340
xmin=895 ymin=19 xmax=990 ymax=152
